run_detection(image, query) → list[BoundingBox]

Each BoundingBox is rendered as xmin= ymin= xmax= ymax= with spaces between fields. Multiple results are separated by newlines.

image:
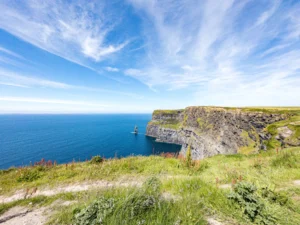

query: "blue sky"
xmin=0 ymin=0 xmax=299 ymax=113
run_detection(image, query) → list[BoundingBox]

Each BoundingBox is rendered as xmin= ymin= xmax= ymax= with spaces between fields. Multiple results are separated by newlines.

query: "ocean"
xmin=0 ymin=114 xmax=181 ymax=169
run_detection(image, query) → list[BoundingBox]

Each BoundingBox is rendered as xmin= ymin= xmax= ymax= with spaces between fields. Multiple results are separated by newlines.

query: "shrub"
xmin=186 ymin=145 xmax=192 ymax=168
xmin=73 ymin=197 xmax=115 ymax=225
xmin=121 ymin=177 xmax=162 ymax=219
xmin=122 ymin=193 xmax=158 ymax=219
xmin=17 ymin=168 xmax=41 ymax=182
xmin=228 ymin=182 xmax=277 ymax=224
xmin=261 ymin=187 xmax=289 ymax=206
xmin=253 ymin=159 xmax=264 ymax=170
xmin=90 ymin=156 xmax=103 ymax=164
xmin=194 ymin=160 xmax=209 ymax=172
xmin=142 ymin=177 xmax=162 ymax=195
xmin=73 ymin=177 xmax=163 ymax=224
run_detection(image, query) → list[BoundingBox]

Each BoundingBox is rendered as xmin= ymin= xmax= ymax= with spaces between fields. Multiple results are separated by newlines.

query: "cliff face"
xmin=146 ymin=107 xmax=300 ymax=159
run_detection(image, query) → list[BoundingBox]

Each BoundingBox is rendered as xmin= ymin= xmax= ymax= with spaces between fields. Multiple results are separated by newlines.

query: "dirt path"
xmin=0 ymin=179 xmax=142 ymax=204
xmin=207 ymin=218 xmax=224 ymax=225
xmin=0 ymin=175 xmax=195 ymax=204
xmin=293 ymin=180 xmax=300 ymax=186
xmin=0 ymin=206 xmax=50 ymax=225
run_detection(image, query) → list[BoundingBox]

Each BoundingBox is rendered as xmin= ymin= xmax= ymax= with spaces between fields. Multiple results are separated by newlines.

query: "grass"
xmin=238 ymin=130 xmax=259 ymax=154
xmin=265 ymin=115 xmax=300 ymax=148
xmin=1 ymin=147 xmax=300 ymax=224
xmin=153 ymin=109 xmax=184 ymax=116
xmin=1 ymin=148 xmax=300 ymax=195
xmin=154 ymin=106 xmax=300 ymax=115
xmin=0 ymin=193 xmax=76 ymax=216
xmin=148 ymin=120 xmax=182 ymax=130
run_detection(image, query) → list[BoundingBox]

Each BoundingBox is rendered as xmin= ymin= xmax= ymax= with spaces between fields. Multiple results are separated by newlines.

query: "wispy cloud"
xmin=0 ymin=0 xmax=127 ymax=66
xmin=1 ymin=0 xmax=299 ymax=110
xmin=0 ymin=69 xmax=72 ymax=89
xmin=0 ymin=81 xmax=29 ymax=88
xmin=104 ymin=67 xmax=119 ymax=72
xmin=0 ymin=46 xmax=25 ymax=60
xmin=0 ymin=68 xmax=143 ymax=99
xmin=126 ymin=0 xmax=300 ymax=104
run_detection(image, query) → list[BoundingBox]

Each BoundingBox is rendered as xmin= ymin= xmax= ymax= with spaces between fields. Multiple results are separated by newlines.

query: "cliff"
xmin=146 ymin=106 xmax=300 ymax=159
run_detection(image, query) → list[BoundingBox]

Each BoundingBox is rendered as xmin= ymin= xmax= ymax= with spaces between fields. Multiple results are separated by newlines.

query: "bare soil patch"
xmin=0 ymin=206 xmax=50 ymax=225
xmin=0 ymin=179 xmax=142 ymax=204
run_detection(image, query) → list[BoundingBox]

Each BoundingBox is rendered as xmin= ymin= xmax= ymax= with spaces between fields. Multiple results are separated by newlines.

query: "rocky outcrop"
xmin=146 ymin=107 xmax=293 ymax=159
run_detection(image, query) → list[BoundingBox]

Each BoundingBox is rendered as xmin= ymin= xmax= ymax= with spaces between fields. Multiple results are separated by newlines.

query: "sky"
xmin=0 ymin=0 xmax=299 ymax=113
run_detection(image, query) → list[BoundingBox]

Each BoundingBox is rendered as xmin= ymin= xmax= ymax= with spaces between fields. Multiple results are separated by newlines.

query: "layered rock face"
xmin=146 ymin=107 xmax=292 ymax=159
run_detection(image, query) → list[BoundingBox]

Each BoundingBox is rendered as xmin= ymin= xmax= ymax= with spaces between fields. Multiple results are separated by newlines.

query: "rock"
xmin=146 ymin=107 xmax=289 ymax=159
xmin=260 ymin=144 xmax=267 ymax=151
xmin=207 ymin=218 xmax=224 ymax=225
xmin=277 ymin=126 xmax=293 ymax=139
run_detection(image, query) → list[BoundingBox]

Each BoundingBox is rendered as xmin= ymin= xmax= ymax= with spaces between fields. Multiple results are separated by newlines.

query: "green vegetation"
xmin=1 ymin=147 xmax=300 ymax=224
xmin=72 ymin=177 xmax=193 ymax=225
xmin=90 ymin=155 xmax=103 ymax=164
xmin=153 ymin=109 xmax=183 ymax=116
xmin=148 ymin=119 xmax=182 ymax=130
xmin=228 ymin=182 xmax=277 ymax=224
xmin=219 ymin=106 xmax=300 ymax=115
xmin=196 ymin=117 xmax=213 ymax=131
xmin=185 ymin=145 xmax=192 ymax=167
xmin=265 ymin=115 xmax=300 ymax=149
xmin=154 ymin=107 xmax=300 ymax=117
xmin=239 ymin=130 xmax=259 ymax=154
xmin=16 ymin=166 xmax=42 ymax=182
xmin=271 ymin=151 xmax=300 ymax=168
xmin=183 ymin=113 xmax=188 ymax=126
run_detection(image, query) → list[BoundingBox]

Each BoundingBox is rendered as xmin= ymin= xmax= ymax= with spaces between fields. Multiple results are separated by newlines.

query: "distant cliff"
xmin=146 ymin=107 xmax=300 ymax=159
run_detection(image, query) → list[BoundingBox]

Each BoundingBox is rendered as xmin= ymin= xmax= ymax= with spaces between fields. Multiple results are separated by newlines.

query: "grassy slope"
xmin=1 ymin=147 xmax=300 ymax=224
xmin=154 ymin=107 xmax=300 ymax=115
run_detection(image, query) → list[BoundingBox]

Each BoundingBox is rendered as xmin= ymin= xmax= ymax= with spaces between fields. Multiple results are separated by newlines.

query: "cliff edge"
xmin=146 ymin=106 xmax=300 ymax=159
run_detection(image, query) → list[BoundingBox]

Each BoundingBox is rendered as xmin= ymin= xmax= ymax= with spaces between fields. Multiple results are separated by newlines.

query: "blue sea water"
xmin=0 ymin=114 xmax=181 ymax=169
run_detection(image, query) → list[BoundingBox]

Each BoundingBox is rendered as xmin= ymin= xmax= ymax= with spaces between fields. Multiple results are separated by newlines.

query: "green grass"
xmin=238 ymin=130 xmax=258 ymax=154
xmin=153 ymin=109 xmax=184 ymax=115
xmin=148 ymin=120 xmax=182 ymax=130
xmin=1 ymin=147 xmax=300 ymax=224
xmin=183 ymin=106 xmax=300 ymax=115
xmin=1 ymin=148 xmax=300 ymax=195
xmin=265 ymin=115 xmax=300 ymax=148
xmin=0 ymin=194 xmax=74 ymax=216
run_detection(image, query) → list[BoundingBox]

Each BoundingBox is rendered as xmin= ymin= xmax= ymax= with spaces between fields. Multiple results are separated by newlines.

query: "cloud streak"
xmin=0 ymin=46 xmax=25 ymax=61
xmin=0 ymin=69 xmax=72 ymax=89
xmin=104 ymin=67 xmax=119 ymax=72
xmin=0 ymin=68 xmax=143 ymax=99
xmin=0 ymin=0 xmax=127 ymax=66
xmin=1 ymin=0 xmax=299 ymax=110
xmin=124 ymin=0 xmax=300 ymax=104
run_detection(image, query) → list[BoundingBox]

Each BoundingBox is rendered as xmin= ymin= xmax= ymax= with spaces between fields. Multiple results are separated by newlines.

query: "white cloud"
xmin=0 ymin=68 xmax=144 ymax=99
xmin=0 ymin=69 xmax=72 ymax=89
xmin=104 ymin=67 xmax=119 ymax=72
xmin=0 ymin=81 xmax=29 ymax=88
xmin=255 ymin=0 xmax=280 ymax=26
xmin=126 ymin=0 xmax=300 ymax=105
xmin=124 ymin=69 xmax=144 ymax=77
xmin=0 ymin=0 xmax=127 ymax=66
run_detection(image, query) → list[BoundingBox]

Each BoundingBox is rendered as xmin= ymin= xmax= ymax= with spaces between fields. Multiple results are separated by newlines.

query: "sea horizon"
xmin=0 ymin=114 xmax=181 ymax=169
